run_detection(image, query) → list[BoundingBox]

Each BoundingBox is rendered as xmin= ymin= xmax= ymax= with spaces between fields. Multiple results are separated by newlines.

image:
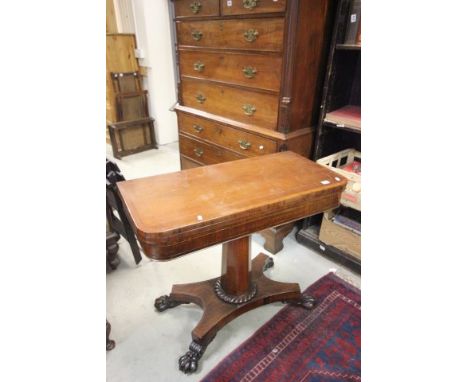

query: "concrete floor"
xmin=106 ymin=143 xmax=360 ymax=382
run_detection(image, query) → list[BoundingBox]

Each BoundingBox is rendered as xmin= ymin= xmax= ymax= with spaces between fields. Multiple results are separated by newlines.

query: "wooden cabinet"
xmin=171 ymin=0 xmax=333 ymax=168
xmin=171 ymin=0 xmax=333 ymax=252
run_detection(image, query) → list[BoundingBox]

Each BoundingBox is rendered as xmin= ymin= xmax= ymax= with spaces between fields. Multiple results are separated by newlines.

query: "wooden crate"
xmin=319 ymin=210 xmax=361 ymax=259
xmin=316 ymin=148 xmax=361 ymax=211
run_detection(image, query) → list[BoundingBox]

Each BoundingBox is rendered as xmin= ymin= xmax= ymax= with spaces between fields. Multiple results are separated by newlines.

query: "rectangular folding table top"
xmin=117 ymin=151 xmax=346 ymax=260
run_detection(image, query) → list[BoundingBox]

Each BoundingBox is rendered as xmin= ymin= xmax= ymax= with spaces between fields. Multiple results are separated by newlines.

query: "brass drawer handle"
xmin=193 ymin=124 xmax=204 ymax=133
xmin=242 ymin=104 xmax=256 ymax=116
xmin=191 ymin=30 xmax=203 ymax=41
xmin=238 ymin=139 xmax=252 ymax=150
xmin=194 ymin=147 xmax=204 ymax=157
xmin=190 ymin=1 xmax=201 ymax=14
xmin=243 ymin=0 xmax=258 ymax=9
xmin=244 ymin=29 xmax=259 ymax=42
xmin=193 ymin=61 xmax=205 ymax=72
xmin=242 ymin=66 xmax=257 ymax=78
xmin=195 ymin=93 xmax=206 ymax=103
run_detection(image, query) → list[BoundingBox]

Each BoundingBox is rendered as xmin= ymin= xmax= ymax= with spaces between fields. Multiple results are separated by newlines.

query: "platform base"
xmin=155 ymin=253 xmax=314 ymax=374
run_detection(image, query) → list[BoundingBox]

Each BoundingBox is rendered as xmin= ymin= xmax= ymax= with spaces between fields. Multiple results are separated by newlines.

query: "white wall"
xmin=131 ymin=0 xmax=179 ymax=145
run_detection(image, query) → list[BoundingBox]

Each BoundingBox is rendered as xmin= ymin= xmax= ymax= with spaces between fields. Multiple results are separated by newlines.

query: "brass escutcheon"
xmin=238 ymin=139 xmax=252 ymax=150
xmin=242 ymin=66 xmax=257 ymax=78
xmin=193 ymin=124 xmax=204 ymax=133
xmin=193 ymin=61 xmax=205 ymax=72
xmin=190 ymin=1 xmax=202 ymax=14
xmin=191 ymin=30 xmax=203 ymax=41
xmin=195 ymin=93 xmax=206 ymax=103
xmin=194 ymin=147 xmax=204 ymax=157
xmin=243 ymin=0 xmax=258 ymax=9
xmin=243 ymin=29 xmax=259 ymax=42
xmin=242 ymin=104 xmax=256 ymax=116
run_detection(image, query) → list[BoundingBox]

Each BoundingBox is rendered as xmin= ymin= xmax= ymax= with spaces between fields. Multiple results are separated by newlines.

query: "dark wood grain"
xmin=169 ymin=253 xmax=301 ymax=345
xmin=121 ymin=150 xmax=346 ymax=374
xmin=221 ymin=236 xmax=251 ymax=296
xmin=282 ymin=0 xmax=332 ymax=132
xmin=177 ymin=111 xmax=277 ymax=157
xmin=174 ymin=0 xmax=220 ymax=18
xmin=171 ymin=0 xmax=334 ymax=253
xmin=179 ymin=133 xmax=245 ymax=165
xmin=176 ymin=18 xmax=285 ymax=51
xmin=180 ymin=155 xmax=203 ymax=169
xmin=178 ymin=49 xmax=282 ymax=92
xmin=117 ymin=151 xmax=346 ymax=260
xmin=181 ymin=78 xmax=279 ymax=130
xmin=221 ymin=0 xmax=286 ymax=16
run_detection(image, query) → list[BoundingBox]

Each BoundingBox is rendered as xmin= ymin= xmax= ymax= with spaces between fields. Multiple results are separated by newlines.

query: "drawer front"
xmin=180 ymin=156 xmax=202 ymax=170
xmin=179 ymin=50 xmax=282 ymax=92
xmin=181 ymin=79 xmax=279 ymax=130
xmin=222 ymin=0 xmax=286 ymax=16
xmin=176 ymin=18 xmax=284 ymax=52
xmin=178 ymin=112 xmax=277 ymax=156
xmin=179 ymin=134 xmax=245 ymax=165
xmin=174 ymin=0 xmax=219 ymax=18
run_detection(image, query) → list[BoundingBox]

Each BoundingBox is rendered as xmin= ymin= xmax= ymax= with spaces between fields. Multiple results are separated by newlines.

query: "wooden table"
xmin=117 ymin=151 xmax=346 ymax=374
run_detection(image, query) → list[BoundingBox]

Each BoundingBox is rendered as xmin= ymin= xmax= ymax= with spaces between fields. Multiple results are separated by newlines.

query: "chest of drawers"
xmin=171 ymin=0 xmax=332 ymax=169
xmin=170 ymin=0 xmax=332 ymax=253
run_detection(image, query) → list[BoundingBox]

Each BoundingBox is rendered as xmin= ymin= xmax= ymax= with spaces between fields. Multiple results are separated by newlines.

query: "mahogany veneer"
xmin=171 ymin=0 xmax=334 ymax=254
xmin=117 ymin=151 xmax=346 ymax=374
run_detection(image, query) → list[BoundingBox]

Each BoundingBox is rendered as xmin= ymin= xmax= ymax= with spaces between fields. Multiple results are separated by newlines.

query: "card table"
xmin=117 ymin=151 xmax=346 ymax=374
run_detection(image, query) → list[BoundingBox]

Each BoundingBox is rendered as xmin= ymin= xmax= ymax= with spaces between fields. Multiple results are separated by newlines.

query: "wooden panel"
xmin=180 ymin=156 xmax=203 ymax=170
xmin=179 ymin=134 xmax=245 ymax=165
xmin=174 ymin=0 xmax=220 ymax=18
xmin=221 ymin=0 xmax=286 ymax=16
xmin=106 ymin=0 xmax=118 ymax=33
xmin=179 ymin=50 xmax=282 ymax=92
xmin=116 ymin=91 xmax=149 ymax=121
xmin=176 ymin=18 xmax=285 ymax=52
xmin=288 ymin=0 xmax=331 ymax=131
xmin=106 ymin=34 xmax=139 ymax=123
xmin=117 ymin=151 xmax=347 ymax=259
xmin=283 ymin=129 xmax=312 ymax=157
xmin=178 ymin=111 xmax=277 ymax=157
xmin=181 ymin=78 xmax=279 ymax=130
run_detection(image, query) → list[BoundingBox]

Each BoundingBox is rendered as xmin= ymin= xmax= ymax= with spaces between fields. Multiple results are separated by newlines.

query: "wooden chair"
xmin=108 ymin=73 xmax=158 ymax=159
xmin=108 ymin=117 xmax=157 ymax=160
xmin=111 ymin=71 xmax=142 ymax=94
xmin=106 ymin=159 xmax=142 ymax=264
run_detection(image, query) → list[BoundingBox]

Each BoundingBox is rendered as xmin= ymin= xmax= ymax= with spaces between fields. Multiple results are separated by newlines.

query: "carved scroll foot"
xmin=154 ymin=295 xmax=186 ymax=312
xmin=284 ymin=293 xmax=315 ymax=310
xmin=106 ymin=320 xmax=115 ymax=351
xmin=178 ymin=341 xmax=206 ymax=374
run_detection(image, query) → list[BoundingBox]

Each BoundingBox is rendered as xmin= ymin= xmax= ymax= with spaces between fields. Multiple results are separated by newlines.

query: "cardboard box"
xmin=319 ymin=210 xmax=361 ymax=259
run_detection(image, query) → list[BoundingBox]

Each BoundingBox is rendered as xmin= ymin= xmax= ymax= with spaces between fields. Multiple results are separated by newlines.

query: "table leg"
xmin=154 ymin=236 xmax=315 ymax=374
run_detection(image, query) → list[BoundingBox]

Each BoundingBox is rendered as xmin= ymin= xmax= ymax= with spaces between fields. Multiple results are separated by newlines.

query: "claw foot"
xmin=263 ymin=256 xmax=274 ymax=271
xmin=106 ymin=339 xmax=116 ymax=351
xmin=178 ymin=341 xmax=206 ymax=374
xmin=294 ymin=294 xmax=315 ymax=309
xmin=154 ymin=295 xmax=183 ymax=312
xmin=283 ymin=294 xmax=315 ymax=310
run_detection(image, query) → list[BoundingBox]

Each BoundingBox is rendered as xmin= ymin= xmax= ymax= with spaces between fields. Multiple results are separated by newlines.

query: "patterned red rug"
xmin=200 ymin=273 xmax=361 ymax=382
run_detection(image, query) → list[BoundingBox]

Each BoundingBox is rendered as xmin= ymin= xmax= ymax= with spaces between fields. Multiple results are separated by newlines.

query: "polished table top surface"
xmin=117 ymin=151 xmax=346 ymax=260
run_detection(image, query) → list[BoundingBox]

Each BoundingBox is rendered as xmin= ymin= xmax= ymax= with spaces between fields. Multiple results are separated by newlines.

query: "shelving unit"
xmin=296 ymin=0 xmax=361 ymax=273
